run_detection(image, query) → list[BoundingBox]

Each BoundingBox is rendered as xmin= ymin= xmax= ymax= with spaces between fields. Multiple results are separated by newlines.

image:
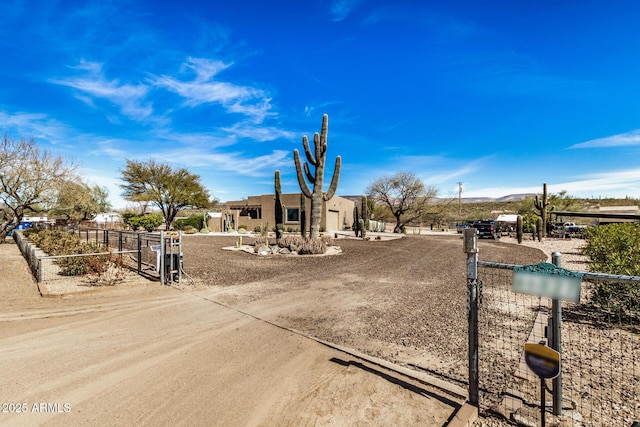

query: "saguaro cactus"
xmin=300 ymin=192 xmax=307 ymax=239
xmin=274 ymin=170 xmax=284 ymax=239
xmin=294 ymin=114 xmax=342 ymax=238
xmin=360 ymin=196 xmax=369 ymax=238
xmin=352 ymin=196 xmax=369 ymax=238
xmin=534 ymin=183 xmax=555 ymax=238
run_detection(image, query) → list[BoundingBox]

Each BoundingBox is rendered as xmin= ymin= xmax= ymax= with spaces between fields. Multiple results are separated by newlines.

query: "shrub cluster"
xmin=174 ymin=215 xmax=204 ymax=232
xmin=121 ymin=212 xmax=163 ymax=232
xmin=583 ymin=222 xmax=640 ymax=316
xmin=23 ymin=228 xmax=123 ymax=280
xmin=276 ymin=236 xmax=331 ymax=255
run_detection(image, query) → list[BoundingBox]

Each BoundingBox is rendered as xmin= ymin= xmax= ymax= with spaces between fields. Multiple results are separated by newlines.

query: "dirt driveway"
xmin=1 ymin=235 xmax=504 ymax=426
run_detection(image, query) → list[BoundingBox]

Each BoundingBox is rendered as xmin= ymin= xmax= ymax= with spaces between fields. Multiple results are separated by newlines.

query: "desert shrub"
xmin=298 ymin=237 xmax=326 ymax=255
xmin=137 ymin=213 xmax=163 ymax=232
xmin=174 ymin=215 xmax=204 ymax=231
xmin=238 ymin=227 xmax=247 ymax=234
xmin=83 ymin=251 xmax=126 ymax=285
xmin=253 ymin=236 xmax=270 ymax=247
xmin=24 ymin=229 xmax=115 ymax=278
xmin=277 ymin=235 xmax=304 ymax=252
xmin=27 ymin=229 xmax=83 ymax=255
xmin=320 ymin=235 xmax=334 ymax=246
xmin=183 ymin=225 xmax=197 ymax=234
xmin=57 ymin=242 xmax=105 ymax=276
xmin=253 ymin=225 xmax=262 ymax=233
xmin=120 ymin=210 xmax=141 ymax=231
xmin=583 ymin=222 xmax=640 ymax=315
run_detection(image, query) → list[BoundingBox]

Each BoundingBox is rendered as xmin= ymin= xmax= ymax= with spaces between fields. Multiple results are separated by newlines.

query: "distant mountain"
xmin=457 ymin=193 xmax=536 ymax=203
xmin=341 ymin=194 xmax=536 ymax=204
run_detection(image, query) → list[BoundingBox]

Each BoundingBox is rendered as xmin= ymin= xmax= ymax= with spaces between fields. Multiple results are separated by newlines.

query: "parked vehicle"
xmin=551 ymin=222 xmax=587 ymax=238
xmin=456 ymin=222 xmax=473 ymax=233
xmin=473 ymin=220 xmax=502 ymax=239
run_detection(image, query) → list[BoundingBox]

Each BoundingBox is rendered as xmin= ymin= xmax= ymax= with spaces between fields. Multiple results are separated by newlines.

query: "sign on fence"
xmin=524 ymin=343 xmax=561 ymax=379
xmin=512 ymin=262 xmax=583 ymax=303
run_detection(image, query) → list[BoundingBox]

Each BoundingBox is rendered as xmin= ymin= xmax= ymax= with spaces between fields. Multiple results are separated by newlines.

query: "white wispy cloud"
xmin=221 ymin=123 xmax=296 ymax=142
xmin=153 ymin=57 xmax=275 ymax=123
xmin=142 ymin=148 xmax=290 ymax=177
xmin=569 ymin=130 xmax=640 ymax=149
xmin=0 ymin=110 xmax=75 ymax=147
xmin=330 ymin=0 xmax=363 ymax=22
xmin=50 ymin=60 xmax=152 ymax=121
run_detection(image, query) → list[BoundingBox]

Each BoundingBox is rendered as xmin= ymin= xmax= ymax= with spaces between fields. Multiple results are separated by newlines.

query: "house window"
xmin=286 ymin=208 xmax=299 ymax=223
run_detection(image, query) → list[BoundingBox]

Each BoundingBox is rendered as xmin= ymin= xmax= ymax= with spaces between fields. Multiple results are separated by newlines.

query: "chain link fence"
xmin=474 ymin=263 xmax=639 ymax=426
xmin=14 ymin=227 xmax=182 ymax=285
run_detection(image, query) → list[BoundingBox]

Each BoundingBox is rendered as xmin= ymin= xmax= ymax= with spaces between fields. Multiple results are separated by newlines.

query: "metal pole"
xmin=160 ymin=232 xmax=165 ymax=285
xmin=464 ymin=228 xmax=479 ymax=406
xmin=137 ymin=234 xmax=142 ymax=275
xmin=541 ymin=378 xmax=546 ymax=427
xmin=551 ymin=251 xmax=562 ymax=416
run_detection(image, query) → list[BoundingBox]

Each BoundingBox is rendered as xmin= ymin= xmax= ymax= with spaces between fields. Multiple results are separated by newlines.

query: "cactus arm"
xmin=294 ymin=149 xmax=313 ymax=198
xmin=313 ymin=132 xmax=322 ymax=164
xmin=322 ymin=156 xmax=341 ymax=201
xmin=302 ymin=135 xmax=317 ymax=166
xmin=534 ymin=196 xmax=542 ymax=210
xmin=303 ymin=162 xmax=315 ymax=184
xmin=319 ymin=114 xmax=328 ymax=156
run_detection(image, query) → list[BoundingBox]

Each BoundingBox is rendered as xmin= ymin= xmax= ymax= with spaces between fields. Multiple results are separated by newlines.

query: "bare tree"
xmin=0 ymin=134 xmax=76 ymax=241
xmin=367 ymin=171 xmax=438 ymax=233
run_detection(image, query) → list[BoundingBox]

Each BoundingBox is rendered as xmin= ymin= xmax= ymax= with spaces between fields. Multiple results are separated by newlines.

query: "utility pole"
xmin=458 ymin=182 xmax=463 ymax=218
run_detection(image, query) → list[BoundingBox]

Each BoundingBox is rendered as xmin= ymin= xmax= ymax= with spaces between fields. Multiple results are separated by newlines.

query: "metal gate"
xmin=464 ymin=229 xmax=640 ymax=426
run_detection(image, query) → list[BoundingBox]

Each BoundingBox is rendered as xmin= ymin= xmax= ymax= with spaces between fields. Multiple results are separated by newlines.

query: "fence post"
xmin=464 ymin=228 xmax=479 ymax=406
xmin=137 ymin=234 xmax=142 ymax=275
xmin=160 ymin=231 xmax=165 ymax=285
xmin=551 ymin=251 xmax=563 ymax=416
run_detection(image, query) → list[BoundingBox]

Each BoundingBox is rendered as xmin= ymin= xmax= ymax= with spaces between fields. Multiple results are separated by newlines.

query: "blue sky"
xmin=2 ymin=0 xmax=640 ymax=208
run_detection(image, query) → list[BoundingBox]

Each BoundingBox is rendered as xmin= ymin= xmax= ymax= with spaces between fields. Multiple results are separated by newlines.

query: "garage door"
xmin=326 ymin=210 xmax=339 ymax=232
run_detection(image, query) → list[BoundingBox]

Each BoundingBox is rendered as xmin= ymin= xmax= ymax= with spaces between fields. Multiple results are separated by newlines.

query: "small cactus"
xmin=353 ymin=205 xmax=360 ymax=236
xmin=516 ymin=215 xmax=523 ymax=244
xmin=536 ymin=217 xmax=543 ymax=242
xmin=531 ymin=224 xmax=537 ymax=241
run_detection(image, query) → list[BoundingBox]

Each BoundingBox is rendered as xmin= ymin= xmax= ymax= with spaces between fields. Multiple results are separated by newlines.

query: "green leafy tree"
xmin=0 ymin=134 xmax=76 ymax=241
xmin=367 ymin=171 xmax=438 ymax=233
xmin=50 ymin=182 xmax=111 ymax=223
xmin=119 ymin=159 xmax=213 ymax=230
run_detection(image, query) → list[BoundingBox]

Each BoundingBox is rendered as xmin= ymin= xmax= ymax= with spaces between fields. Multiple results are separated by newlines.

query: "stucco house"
xmin=221 ymin=193 xmax=355 ymax=234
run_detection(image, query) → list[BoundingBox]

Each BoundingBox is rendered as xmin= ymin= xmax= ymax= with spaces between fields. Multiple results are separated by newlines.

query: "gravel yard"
xmin=181 ymin=233 xmax=549 ymax=388
xmin=182 ymin=233 xmax=635 ymax=426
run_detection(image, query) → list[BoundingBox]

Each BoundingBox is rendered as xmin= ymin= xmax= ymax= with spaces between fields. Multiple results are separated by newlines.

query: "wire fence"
xmin=475 ymin=263 xmax=639 ymax=426
xmin=14 ymin=227 xmax=182 ymax=285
